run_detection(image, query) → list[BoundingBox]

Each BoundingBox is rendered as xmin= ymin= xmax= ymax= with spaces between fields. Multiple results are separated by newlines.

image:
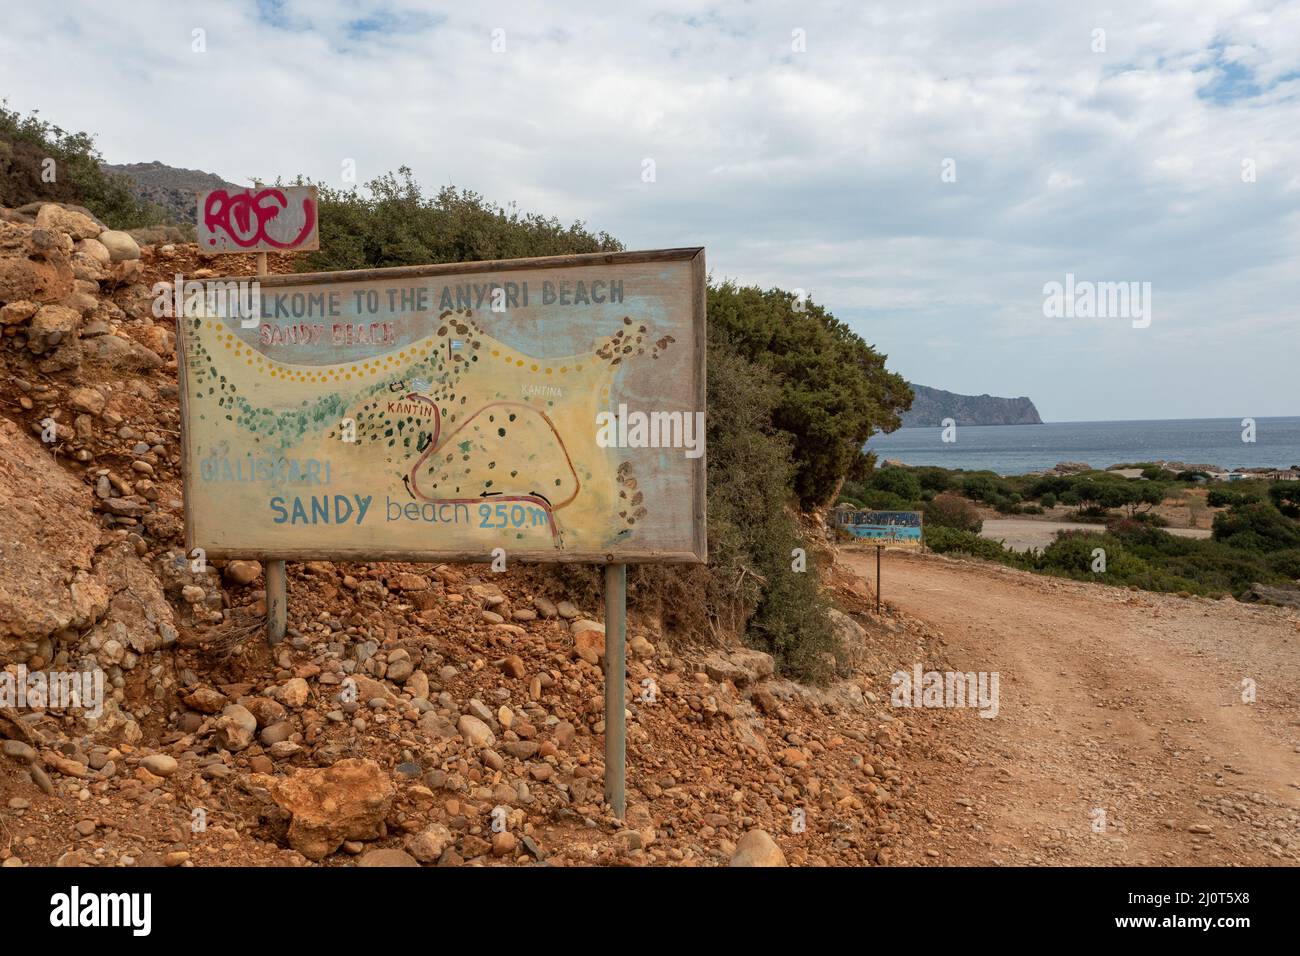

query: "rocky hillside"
xmin=102 ymin=161 xmax=238 ymax=225
xmin=900 ymin=383 xmax=1043 ymax=428
xmin=0 ymin=203 xmax=957 ymax=868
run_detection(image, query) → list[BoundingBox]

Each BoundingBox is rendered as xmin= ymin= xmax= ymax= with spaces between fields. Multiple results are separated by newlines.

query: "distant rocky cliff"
xmin=102 ymin=161 xmax=238 ymax=225
xmin=900 ymin=384 xmax=1043 ymax=427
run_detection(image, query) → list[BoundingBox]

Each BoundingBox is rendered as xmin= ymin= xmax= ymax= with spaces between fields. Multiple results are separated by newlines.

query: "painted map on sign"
xmin=177 ymin=250 xmax=706 ymax=563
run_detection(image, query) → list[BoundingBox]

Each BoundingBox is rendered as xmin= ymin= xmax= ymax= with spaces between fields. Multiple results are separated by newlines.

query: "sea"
xmin=865 ymin=417 xmax=1300 ymax=476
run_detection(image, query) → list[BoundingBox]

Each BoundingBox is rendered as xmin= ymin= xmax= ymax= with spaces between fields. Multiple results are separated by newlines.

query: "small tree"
xmin=924 ymin=493 xmax=983 ymax=533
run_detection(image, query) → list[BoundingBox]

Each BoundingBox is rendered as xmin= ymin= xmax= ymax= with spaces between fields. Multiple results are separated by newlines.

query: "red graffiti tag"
xmin=203 ymin=188 xmax=317 ymax=249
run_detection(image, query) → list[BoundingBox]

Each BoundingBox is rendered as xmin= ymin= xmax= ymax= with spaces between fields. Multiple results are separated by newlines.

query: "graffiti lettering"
xmin=203 ymin=188 xmax=317 ymax=250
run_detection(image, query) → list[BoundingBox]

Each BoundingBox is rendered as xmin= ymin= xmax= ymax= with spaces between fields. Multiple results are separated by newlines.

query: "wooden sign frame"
xmin=175 ymin=247 xmax=707 ymax=566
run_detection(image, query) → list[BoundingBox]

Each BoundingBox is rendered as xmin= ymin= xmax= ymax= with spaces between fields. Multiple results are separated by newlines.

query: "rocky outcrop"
xmin=1241 ymin=583 xmax=1300 ymax=609
xmin=0 ymin=419 xmax=102 ymax=653
xmin=729 ymin=829 xmax=787 ymax=866
xmin=900 ymin=383 xmax=1042 ymax=428
xmin=271 ymin=759 xmax=397 ymax=861
xmin=101 ymin=160 xmax=238 ymax=225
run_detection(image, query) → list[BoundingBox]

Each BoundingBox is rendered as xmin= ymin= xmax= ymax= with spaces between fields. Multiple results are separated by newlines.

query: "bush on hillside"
xmin=1268 ymin=483 xmax=1300 ymax=519
xmin=707 ymin=282 xmax=912 ymax=509
xmin=869 ymin=466 xmax=922 ymax=503
xmin=0 ymin=101 xmax=162 ymax=229
xmin=1266 ymin=548 xmax=1300 ymax=580
xmin=923 ymin=525 xmax=1025 ymax=564
xmin=1207 ymin=488 xmax=1261 ymax=508
xmin=858 ymin=490 xmax=912 ymax=511
xmin=298 ymin=167 xmax=621 ymax=273
xmin=924 ymin=493 xmax=983 ymax=533
xmin=1212 ymin=501 xmax=1300 ymax=553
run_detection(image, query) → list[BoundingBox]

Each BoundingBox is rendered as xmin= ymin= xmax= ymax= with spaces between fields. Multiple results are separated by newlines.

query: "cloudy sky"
xmin=3 ymin=0 xmax=1297 ymax=421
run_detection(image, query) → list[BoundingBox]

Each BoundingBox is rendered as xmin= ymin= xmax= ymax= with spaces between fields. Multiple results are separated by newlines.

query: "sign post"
xmin=197 ymin=184 xmax=319 ymax=645
xmin=834 ymin=509 xmax=922 ymax=616
xmin=603 ymin=562 xmax=627 ymax=817
xmin=256 ymin=224 xmax=285 ymax=644
xmin=876 ymin=544 xmax=882 ymax=615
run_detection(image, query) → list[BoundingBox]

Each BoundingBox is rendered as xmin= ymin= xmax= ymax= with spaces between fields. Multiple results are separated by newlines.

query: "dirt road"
xmin=980 ymin=518 xmax=1211 ymax=552
xmin=842 ymin=551 xmax=1300 ymax=865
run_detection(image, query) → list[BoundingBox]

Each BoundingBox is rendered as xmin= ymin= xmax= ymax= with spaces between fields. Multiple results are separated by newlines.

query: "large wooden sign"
xmin=177 ymin=248 xmax=707 ymax=564
xmin=197 ymin=185 xmax=320 ymax=253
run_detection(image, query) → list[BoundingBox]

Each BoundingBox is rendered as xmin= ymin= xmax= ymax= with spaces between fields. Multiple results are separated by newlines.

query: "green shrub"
xmin=914 ymin=466 xmax=954 ymax=493
xmin=703 ymin=341 xmax=837 ymax=682
xmin=707 ymin=282 xmax=912 ymax=508
xmin=300 ymin=167 xmax=622 ymax=273
xmin=1207 ymin=488 xmax=1260 ymax=508
xmin=924 ymin=526 xmax=1021 ymax=563
xmin=1269 ymin=483 xmax=1300 ymax=519
xmin=1212 ymin=501 xmax=1300 ymax=553
xmin=1266 ymin=548 xmax=1300 ymax=580
xmin=924 ymin=493 xmax=983 ymax=533
xmin=1039 ymin=492 xmax=1057 ymax=509
xmin=869 ymin=466 xmax=922 ymax=503
xmin=1028 ymin=475 xmax=1073 ymax=498
xmin=0 ymin=101 xmax=162 ymax=229
xmin=859 ymin=490 xmax=910 ymax=511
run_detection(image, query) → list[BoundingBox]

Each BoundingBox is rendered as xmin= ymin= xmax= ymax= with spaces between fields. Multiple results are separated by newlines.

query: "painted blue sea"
xmin=865 ymin=417 xmax=1300 ymax=475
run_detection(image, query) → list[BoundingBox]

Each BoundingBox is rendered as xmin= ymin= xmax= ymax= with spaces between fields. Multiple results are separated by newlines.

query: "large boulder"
xmin=87 ymin=540 xmax=177 ymax=657
xmin=0 ymin=221 xmax=74 ymax=305
xmin=729 ymin=829 xmax=787 ymax=867
xmin=74 ymin=237 xmax=111 ymax=267
xmin=702 ymin=648 xmax=775 ymax=688
xmin=28 ymin=303 xmax=80 ymax=346
xmin=35 ymin=204 xmax=102 ymax=240
xmin=0 ymin=420 xmax=103 ymax=660
xmin=27 ymin=303 xmax=83 ymax=371
xmin=1241 ymin=583 xmax=1300 ymax=609
xmin=0 ymin=300 xmax=38 ymax=325
xmin=81 ymin=333 xmax=164 ymax=370
xmin=827 ymin=607 xmax=866 ymax=646
xmin=570 ymin=618 xmax=606 ymax=664
xmin=96 ymin=230 xmax=140 ymax=262
xmin=271 ymin=759 xmax=396 ymax=861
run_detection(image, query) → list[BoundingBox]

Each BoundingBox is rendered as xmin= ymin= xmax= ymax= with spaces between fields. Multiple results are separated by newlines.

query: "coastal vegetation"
xmin=0 ymin=101 xmax=163 ymax=228
xmin=841 ymin=464 xmax=1300 ymax=600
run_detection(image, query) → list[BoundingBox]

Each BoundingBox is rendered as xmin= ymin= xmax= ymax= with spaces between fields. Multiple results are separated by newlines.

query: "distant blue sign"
xmin=837 ymin=509 xmax=922 ymax=548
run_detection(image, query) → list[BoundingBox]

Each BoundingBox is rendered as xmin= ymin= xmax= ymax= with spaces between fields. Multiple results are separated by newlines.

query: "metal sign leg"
xmin=266 ymin=559 xmax=287 ymax=645
xmin=603 ymin=562 xmax=627 ymax=819
xmin=876 ymin=545 xmax=882 ymax=615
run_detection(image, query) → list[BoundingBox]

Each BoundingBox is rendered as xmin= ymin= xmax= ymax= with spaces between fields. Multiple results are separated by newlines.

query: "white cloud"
xmin=1 ymin=0 xmax=1296 ymax=420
